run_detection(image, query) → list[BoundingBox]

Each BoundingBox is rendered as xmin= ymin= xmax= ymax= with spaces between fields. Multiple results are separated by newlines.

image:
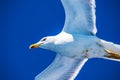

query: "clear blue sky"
xmin=0 ymin=0 xmax=120 ymax=80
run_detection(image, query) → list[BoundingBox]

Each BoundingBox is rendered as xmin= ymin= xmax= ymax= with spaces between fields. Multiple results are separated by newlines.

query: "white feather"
xmin=35 ymin=54 xmax=88 ymax=80
xmin=61 ymin=0 xmax=97 ymax=35
xmin=99 ymin=39 xmax=120 ymax=53
xmin=98 ymin=39 xmax=120 ymax=61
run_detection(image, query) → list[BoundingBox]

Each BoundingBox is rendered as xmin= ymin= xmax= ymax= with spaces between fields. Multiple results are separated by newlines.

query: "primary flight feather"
xmin=29 ymin=0 xmax=120 ymax=80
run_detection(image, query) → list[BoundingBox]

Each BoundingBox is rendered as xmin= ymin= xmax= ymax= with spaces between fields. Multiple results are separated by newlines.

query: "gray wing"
xmin=35 ymin=54 xmax=88 ymax=80
xmin=61 ymin=0 xmax=97 ymax=35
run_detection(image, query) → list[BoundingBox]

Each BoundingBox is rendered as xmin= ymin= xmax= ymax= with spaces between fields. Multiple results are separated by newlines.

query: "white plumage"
xmin=29 ymin=0 xmax=120 ymax=80
xmin=35 ymin=54 xmax=88 ymax=80
xmin=61 ymin=0 xmax=97 ymax=35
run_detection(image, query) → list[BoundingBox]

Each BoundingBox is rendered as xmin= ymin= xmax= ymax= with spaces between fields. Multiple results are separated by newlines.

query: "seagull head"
xmin=29 ymin=36 xmax=56 ymax=50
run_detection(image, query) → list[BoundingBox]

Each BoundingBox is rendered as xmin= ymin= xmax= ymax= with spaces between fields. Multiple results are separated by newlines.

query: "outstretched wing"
xmin=99 ymin=39 xmax=120 ymax=61
xmin=99 ymin=39 xmax=120 ymax=54
xmin=61 ymin=0 xmax=97 ymax=35
xmin=35 ymin=54 xmax=88 ymax=80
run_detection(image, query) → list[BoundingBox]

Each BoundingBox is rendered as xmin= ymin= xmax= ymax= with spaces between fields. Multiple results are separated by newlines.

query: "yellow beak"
xmin=29 ymin=43 xmax=40 ymax=49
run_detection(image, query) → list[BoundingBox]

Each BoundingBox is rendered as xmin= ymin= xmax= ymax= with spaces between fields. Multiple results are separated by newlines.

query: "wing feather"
xmin=99 ymin=39 xmax=120 ymax=61
xmin=35 ymin=54 xmax=88 ymax=80
xmin=61 ymin=0 xmax=97 ymax=35
xmin=99 ymin=39 xmax=120 ymax=53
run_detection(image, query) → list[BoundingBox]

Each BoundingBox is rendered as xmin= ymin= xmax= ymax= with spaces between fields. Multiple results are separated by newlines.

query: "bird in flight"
xmin=29 ymin=0 xmax=120 ymax=80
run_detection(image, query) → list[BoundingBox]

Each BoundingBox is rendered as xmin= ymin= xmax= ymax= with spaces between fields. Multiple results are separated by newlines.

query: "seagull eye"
xmin=41 ymin=38 xmax=47 ymax=41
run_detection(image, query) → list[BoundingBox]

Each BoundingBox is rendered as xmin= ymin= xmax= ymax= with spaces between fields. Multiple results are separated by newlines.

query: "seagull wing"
xmin=99 ymin=40 xmax=120 ymax=54
xmin=99 ymin=39 xmax=120 ymax=61
xmin=35 ymin=54 xmax=88 ymax=80
xmin=61 ymin=0 xmax=97 ymax=35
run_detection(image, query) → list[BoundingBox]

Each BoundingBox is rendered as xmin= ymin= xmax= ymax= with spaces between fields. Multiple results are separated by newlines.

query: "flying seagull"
xmin=29 ymin=0 xmax=120 ymax=80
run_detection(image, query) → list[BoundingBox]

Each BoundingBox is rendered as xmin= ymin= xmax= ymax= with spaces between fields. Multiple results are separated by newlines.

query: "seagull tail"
xmin=99 ymin=39 xmax=120 ymax=61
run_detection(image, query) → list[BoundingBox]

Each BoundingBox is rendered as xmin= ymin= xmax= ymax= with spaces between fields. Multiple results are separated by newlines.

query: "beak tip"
xmin=29 ymin=46 xmax=32 ymax=49
xmin=29 ymin=45 xmax=34 ymax=49
xmin=29 ymin=43 xmax=40 ymax=49
xmin=29 ymin=47 xmax=32 ymax=49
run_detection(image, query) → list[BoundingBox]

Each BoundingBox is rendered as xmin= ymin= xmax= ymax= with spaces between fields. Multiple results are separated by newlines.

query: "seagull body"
xmin=29 ymin=0 xmax=120 ymax=80
xmin=45 ymin=32 xmax=106 ymax=59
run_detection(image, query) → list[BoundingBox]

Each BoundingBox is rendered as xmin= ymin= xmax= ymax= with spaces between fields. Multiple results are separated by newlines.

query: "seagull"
xmin=29 ymin=0 xmax=120 ymax=80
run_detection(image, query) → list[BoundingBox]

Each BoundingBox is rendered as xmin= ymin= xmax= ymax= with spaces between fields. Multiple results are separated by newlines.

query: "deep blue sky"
xmin=0 ymin=0 xmax=120 ymax=80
